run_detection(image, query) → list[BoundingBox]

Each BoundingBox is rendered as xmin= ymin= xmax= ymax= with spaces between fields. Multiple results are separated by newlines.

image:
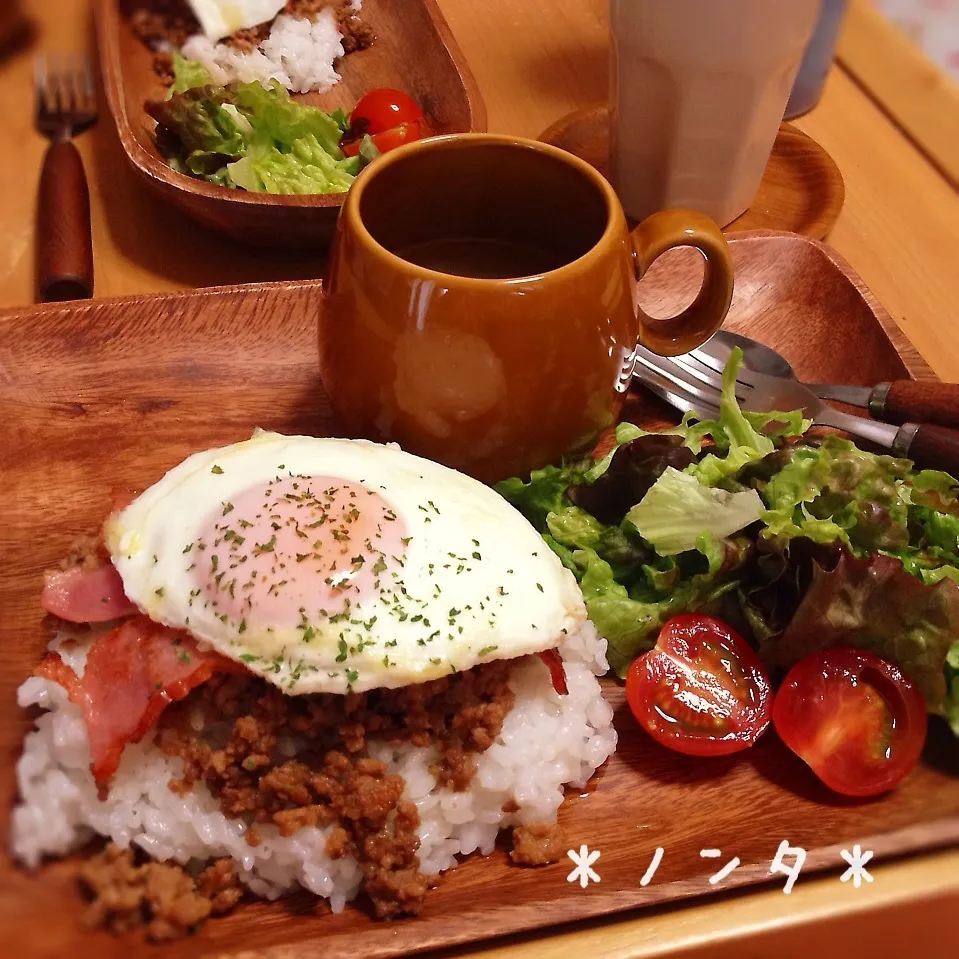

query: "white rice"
xmin=10 ymin=623 xmax=616 ymax=911
xmin=182 ymin=10 xmax=346 ymax=95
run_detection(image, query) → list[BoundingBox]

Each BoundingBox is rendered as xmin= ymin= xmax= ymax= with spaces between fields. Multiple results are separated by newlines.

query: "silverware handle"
xmin=37 ymin=139 xmax=93 ymax=302
xmin=875 ymin=380 xmax=959 ymax=430
xmin=817 ymin=407 xmax=959 ymax=474
xmin=895 ymin=423 xmax=959 ymax=476
xmin=814 ymin=406 xmax=902 ymax=448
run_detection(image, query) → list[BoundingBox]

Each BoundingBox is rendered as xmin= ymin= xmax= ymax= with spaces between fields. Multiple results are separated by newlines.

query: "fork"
xmin=633 ymin=344 xmax=959 ymax=475
xmin=696 ymin=329 xmax=959 ymax=429
xmin=35 ymin=54 xmax=97 ymax=302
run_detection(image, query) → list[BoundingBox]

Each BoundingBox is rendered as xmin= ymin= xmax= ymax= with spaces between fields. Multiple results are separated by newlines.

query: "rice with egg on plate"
xmin=10 ymin=432 xmax=616 ymax=934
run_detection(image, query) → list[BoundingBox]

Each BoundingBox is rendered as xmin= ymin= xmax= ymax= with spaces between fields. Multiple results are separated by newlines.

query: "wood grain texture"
xmin=538 ymin=106 xmax=845 ymax=239
xmin=884 ymin=380 xmax=959 ymax=428
xmin=837 ymin=0 xmax=959 ymax=189
xmin=36 ymin=139 xmax=94 ymax=301
xmin=1 ymin=234 xmax=956 ymax=959
xmin=95 ymin=0 xmax=487 ymax=247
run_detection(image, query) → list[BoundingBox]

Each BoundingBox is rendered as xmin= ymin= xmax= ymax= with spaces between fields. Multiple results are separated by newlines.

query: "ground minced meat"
xmin=79 ymin=844 xmax=243 ymax=941
xmin=510 ymin=823 xmax=566 ymax=866
xmin=82 ymin=660 xmax=517 ymax=937
xmin=59 ymin=533 xmax=108 ymax=572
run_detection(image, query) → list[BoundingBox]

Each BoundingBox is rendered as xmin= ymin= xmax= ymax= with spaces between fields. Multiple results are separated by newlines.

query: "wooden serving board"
xmin=1 ymin=232 xmax=957 ymax=959
xmin=96 ymin=0 xmax=486 ymax=247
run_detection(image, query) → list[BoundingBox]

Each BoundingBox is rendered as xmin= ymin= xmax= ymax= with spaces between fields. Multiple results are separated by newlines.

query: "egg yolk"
xmin=191 ymin=474 xmax=408 ymax=629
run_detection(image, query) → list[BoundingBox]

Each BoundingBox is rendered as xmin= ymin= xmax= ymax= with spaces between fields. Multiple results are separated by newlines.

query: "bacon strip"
xmin=538 ymin=648 xmax=568 ymax=695
xmin=33 ymin=616 xmax=243 ymax=785
xmin=41 ymin=564 xmax=138 ymax=623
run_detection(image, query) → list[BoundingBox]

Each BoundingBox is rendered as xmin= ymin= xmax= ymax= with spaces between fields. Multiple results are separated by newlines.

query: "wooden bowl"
xmin=1 ymin=232 xmax=956 ymax=959
xmin=94 ymin=0 xmax=487 ymax=249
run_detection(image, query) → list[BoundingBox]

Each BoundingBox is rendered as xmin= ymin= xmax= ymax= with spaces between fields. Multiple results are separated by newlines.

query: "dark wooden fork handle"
xmin=899 ymin=423 xmax=959 ymax=477
xmin=37 ymin=139 xmax=93 ymax=302
xmin=876 ymin=380 xmax=959 ymax=430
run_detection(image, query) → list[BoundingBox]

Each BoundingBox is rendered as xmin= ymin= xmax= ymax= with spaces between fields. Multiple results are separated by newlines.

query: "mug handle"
xmin=630 ymin=209 xmax=734 ymax=357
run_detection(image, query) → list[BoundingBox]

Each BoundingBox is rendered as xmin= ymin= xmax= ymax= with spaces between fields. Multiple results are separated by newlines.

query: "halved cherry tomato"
xmin=625 ymin=614 xmax=773 ymax=756
xmin=341 ymin=120 xmax=423 ymax=157
xmin=350 ymin=88 xmax=424 ymax=134
xmin=773 ymin=647 xmax=927 ymax=797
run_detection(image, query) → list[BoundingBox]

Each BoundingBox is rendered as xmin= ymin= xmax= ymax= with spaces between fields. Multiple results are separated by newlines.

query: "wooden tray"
xmin=539 ymin=105 xmax=845 ymax=239
xmin=1 ymin=232 xmax=956 ymax=959
xmin=95 ymin=0 xmax=487 ymax=248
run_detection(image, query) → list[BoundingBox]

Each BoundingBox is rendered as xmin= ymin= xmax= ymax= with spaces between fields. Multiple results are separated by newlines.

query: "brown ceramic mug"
xmin=320 ymin=134 xmax=733 ymax=482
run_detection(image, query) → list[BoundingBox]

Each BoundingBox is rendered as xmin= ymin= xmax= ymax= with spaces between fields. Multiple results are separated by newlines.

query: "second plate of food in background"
xmin=96 ymin=0 xmax=486 ymax=248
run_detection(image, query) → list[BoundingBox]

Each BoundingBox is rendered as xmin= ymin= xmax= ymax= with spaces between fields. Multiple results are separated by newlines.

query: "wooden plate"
xmin=95 ymin=0 xmax=487 ymax=248
xmin=539 ymin=105 xmax=845 ymax=238
xmin=1 ymin=233 xmax=956 ymax=959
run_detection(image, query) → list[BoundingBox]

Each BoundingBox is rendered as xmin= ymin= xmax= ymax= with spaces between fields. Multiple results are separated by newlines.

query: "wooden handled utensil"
xmin=34 ymin=54 xmax=97 ymax=302
xmin=807 ymin=380 xmax=959 ymax=429
xmin=699 ymin=330 xmax=959 ymax=430
xmin=634 ymin=344 xmax=959 ymax=476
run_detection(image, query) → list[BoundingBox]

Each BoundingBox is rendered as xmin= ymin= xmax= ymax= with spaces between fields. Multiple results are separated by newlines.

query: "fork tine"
xmin=674 ymin=351 xmax=759 ymax=398
xmin=33 ymin=54 xmax=48 ymax=115
xmin=689 ymin=342 xmax=732 ymax=375
xmin=688 ymin=338 xmax=765 ymax=389
xmin=63 ymin=54 xmax=77 ymax=112
xmin=669 ymin=352 xmax=723 ymax=390
xmin=52 ymin=54 xmax=66 ymax=114
xmin=634 ymin=346 xmax=723 ymax=407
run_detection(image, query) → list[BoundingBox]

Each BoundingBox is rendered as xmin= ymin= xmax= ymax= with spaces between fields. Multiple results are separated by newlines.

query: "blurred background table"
xmin=1 ymin=0 xmax=958 ymax=956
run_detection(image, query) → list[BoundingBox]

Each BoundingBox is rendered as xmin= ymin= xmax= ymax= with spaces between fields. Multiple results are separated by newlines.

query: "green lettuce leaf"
xmin=226 ymin=132 xmax=355 ymax=193
xmin=147 ymin=85 xmax=244 ymax=156
xmin=169 ymin=53 xmax=212 ymax=95
xmin=627 ymin=467 xmax=764 ymax=555
xmin=755 ymin=436 xmax=912 ymax=551
xmin=147 ymin=79 xmax=358 ymax=195
xmin=547 ymin=506 xmax=658 ymax=587
xmin=232 ymin=81 xmax=345 ymax=159
xmin=687 ymin=348 xmax=774 ymax=485
xmin=495 ymin=463 xmax=582 ymax=530
xmin=762 ymin=550 xmax=959 ymax=719
xmin=577 ymin=551 xmax=674 ymax=671
xmin=568 ymin=434 xmax=695 ymax=525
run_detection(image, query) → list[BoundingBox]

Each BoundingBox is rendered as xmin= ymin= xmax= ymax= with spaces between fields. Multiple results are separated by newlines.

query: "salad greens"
xmin=497 ymin=347 xmax=959 ymax=734
xmin=146 ymin=53 xmax=377 ymax=194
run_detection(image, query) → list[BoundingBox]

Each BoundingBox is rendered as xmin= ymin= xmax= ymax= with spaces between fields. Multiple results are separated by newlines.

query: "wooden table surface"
xmin=1 ymin=1 xmax=958 ymax=957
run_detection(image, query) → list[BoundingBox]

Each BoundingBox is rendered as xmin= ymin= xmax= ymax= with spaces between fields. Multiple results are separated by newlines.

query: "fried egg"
xmin=105 ymin=432 xmax=585 ymax=694
xmin=187 ymin=0 xmax=288 ymax=42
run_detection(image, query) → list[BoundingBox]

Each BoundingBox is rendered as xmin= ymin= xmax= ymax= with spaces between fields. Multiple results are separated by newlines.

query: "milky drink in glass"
xmin=609 ymin=0 xmax=822 ymax=226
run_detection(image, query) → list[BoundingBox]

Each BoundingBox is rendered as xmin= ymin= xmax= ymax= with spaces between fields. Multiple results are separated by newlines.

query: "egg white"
xmin=187 ymin=0 xmax=288 ymax=42
xmin=105 ymin=431 xmax=586 ymax=694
